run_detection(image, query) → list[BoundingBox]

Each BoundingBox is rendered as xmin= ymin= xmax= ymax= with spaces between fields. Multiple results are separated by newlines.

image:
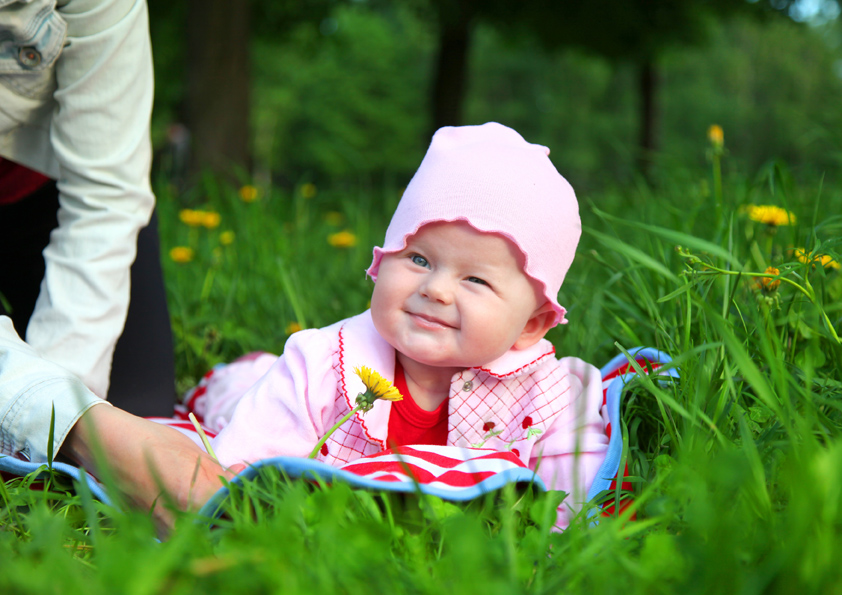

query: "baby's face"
xmin=371 ymin=221 xmax=544 ymax=371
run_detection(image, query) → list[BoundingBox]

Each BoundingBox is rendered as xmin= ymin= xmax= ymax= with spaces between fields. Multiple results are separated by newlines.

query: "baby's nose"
xmin=420 ymin=274 xmax=454 ymax=303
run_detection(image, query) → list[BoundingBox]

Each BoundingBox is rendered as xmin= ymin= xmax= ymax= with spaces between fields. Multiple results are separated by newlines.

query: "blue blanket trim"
xmin=586 ymin=347 xmax=679 ymax=513
xmin=199 ymin=455 xmax=547 ymax=518
xmin=0 ymin=455 xmax=111 ymax=504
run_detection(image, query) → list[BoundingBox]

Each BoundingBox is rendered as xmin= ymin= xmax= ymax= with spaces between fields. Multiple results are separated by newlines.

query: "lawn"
xmin=2 ymin=138 xmax=841 ymax=593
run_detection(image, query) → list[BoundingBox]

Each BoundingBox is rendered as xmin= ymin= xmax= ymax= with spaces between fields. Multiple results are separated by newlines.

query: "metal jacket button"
xmin=462 ymin=381 xmax=473 ymax=392
xmin=19 ymin=47 xmax=42 ymax=68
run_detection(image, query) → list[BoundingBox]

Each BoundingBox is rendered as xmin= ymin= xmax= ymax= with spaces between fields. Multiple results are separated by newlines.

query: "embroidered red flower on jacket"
xmin=522 ymin=416 xmax=533 ymax=429
xmin=321 ymin=444 xmax=329 ymax=456
xmin=482 ymin=421 xmax=496 ymax=432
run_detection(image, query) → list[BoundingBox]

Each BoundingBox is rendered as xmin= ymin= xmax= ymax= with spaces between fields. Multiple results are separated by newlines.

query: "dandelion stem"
xmin=309 ymin=405 xmax=362 ymax=459
xmin=189 ymin=412 xmax=219 ymax=462
xmin=694 ymin=266 xmax=841 ymax=344
xmin=713 ymin=152 xmax=723 ymax=232
xmin=200 ymin=268 xmax=216 ymax=302
xmin=683 ymin=277 xmax=692 ymax=353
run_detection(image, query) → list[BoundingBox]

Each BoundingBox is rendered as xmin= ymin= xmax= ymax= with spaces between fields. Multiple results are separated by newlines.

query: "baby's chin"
xmin=394 ymin=346 xmax=512 ymax=372
xmin=394 ymin=349 xmax=471 ymax=371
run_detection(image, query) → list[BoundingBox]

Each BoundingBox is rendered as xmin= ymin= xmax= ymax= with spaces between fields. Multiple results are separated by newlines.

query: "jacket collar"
xmin=470 ymin=339 xmax=556 ymax=378
xmin=335 ymin=310 xmax=556 ymax=444
xmin=335 ymin=311 xmax=394 ymax=446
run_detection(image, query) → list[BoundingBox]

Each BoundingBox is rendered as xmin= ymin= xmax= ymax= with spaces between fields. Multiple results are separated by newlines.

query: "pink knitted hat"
xmin=366 ymin=122 xmax=581 ymax=326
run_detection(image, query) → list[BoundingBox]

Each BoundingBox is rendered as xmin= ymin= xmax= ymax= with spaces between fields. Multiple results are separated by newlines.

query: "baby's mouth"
xmin=407 ymin=311 xmax=455 ymax=329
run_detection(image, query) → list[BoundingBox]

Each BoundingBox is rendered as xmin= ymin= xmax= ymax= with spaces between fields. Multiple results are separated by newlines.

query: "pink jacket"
xmin=212 ymin=310 xmax=609 ymax=528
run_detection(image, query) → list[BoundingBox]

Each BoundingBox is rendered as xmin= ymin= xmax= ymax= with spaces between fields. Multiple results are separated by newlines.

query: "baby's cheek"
xmin=370 ymin=286 xmax=389 ymax=320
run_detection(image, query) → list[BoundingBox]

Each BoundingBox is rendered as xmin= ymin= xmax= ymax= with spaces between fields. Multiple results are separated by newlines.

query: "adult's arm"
xmin=0 ymin=316 xmax=105 ymax=463
xmin=63 ymin=404 xmax=236 ymax=533
xmin=26 ymin=0 xmax=156 ymax=397
xmin=1 ymin=316 xmax=234 ymax=532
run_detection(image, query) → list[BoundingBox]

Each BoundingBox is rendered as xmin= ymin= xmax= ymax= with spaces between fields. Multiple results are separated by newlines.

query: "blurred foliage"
xmin=480 ymin=0 xmax=803 ymax=61
xmin=250 ymin=3 xmax=433 ymax=186
xmin=149 ymin=2 xmax=842 ymax=194
xmin=659 ymin=16 xmax=842 ymax=181
xmin=468 ymin=15 xmax=842 ymax=191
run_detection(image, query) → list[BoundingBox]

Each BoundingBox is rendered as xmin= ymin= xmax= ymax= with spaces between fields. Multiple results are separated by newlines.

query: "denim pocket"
xmin=0 ymin=0 xmax=66 ymax=99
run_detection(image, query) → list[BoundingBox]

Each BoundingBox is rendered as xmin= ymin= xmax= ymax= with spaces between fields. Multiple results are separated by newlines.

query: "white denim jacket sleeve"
xmin=0 ymin=0 xmax=155 ymax=397
xmin=0 ymin=317 xmax=108 ymax=464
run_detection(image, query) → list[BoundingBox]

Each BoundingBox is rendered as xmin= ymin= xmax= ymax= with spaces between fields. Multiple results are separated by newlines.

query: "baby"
xmin=209 ymin=123 xmax=608 ymax=528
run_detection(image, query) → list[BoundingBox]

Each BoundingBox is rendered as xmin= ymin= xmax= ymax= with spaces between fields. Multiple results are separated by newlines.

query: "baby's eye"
xmin=466 ymin=276 xmax=488 ymax=286
xmin=410 ymin=254 xmax=430 ymax=268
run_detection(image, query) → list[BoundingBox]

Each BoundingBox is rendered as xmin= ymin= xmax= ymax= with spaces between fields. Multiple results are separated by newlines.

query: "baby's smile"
xmin=405 ymin=310 xmax=457 ymax=330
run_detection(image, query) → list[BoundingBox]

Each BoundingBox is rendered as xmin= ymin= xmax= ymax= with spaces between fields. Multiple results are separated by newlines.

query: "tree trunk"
xmin=186 ymin=0 xmax=251 ymax=177
xmin=429 ymin=0 xmax=477 ymax=138
xmin=636 ymin=59 xmax=659 ymax=181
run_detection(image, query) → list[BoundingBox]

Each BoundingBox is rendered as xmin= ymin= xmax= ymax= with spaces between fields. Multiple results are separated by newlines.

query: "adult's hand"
xmin=62 ymin=403 xmax=241 ymax=534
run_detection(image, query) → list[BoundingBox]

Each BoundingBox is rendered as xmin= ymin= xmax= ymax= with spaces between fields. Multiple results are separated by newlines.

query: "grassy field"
xmin=2 ymin=141 xmax=841 ymax=593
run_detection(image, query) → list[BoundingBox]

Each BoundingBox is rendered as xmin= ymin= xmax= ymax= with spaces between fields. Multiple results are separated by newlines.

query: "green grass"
xmin=2 ymin=153 xmax=842 ymax=593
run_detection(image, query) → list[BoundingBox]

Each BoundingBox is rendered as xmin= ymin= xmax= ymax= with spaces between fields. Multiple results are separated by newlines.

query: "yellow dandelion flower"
xmin=285 ymin=321 xmax=302 ymax=335
xmin=324 ymin=211 xmax=344 ymax=226
xmin=820 ymin=255 xmax=840 ymax=270
xmin=755 ymin=267 xmax=781 ymax=292
xmin=201 ymin=211 xmax=221 ymax=229
xmin=741 ymin=205 xmax=796 ymax=226
xmin=300 ymin=183 xmax=317 ymax=199
xmin=708 ymin=124 xmax=724 ymax=148
xmin=328 ymin=230 xmax=357 ymax=248
xmin=219 ymin=231 xmax=235 ymax=245
xmin=239 ymin=185 xmax=259 ymax=203
xmin=169 ymin=246 xmax=194 ymax=263
xmin=309 ymin=365 xmax=402 ymax=458
xmin=793 ymin=248 xmax=840 ymax=270
xmin=179 ymin=209 xmax=204 ymax=227
xmin=354 ymin=366 xmax=403 ymax=411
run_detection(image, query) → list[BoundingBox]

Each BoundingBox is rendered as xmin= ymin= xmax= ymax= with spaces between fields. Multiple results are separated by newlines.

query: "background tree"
xmin=185 ymin=0 xmax=251 ymax=177
xmin=151 ymin=0 xmax=338 ymax=178
xmin=426 ymin=0 xmax=479 ymax=136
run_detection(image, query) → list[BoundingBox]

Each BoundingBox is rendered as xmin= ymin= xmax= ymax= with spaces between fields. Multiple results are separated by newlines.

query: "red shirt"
xmin=0 ymin=158 xmax=52 ymax=205
xmin=387 ymin=362 xmax=448 ymax=447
